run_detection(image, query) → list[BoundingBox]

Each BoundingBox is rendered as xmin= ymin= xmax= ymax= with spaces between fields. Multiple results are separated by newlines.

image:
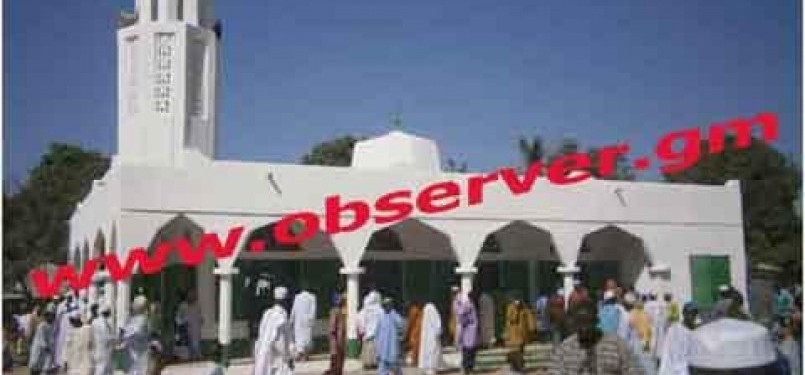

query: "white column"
xmin=214 ymin=267 xmax=238 ymax=347
xmin=557 ymin=264 xmax=580 ymax=310
xmin=116 ymin=279 xmax=131 ymax=330
xmin=456 ymin=266 xmax=477 ymax=295
xmin=340 ymin=266 xmax=364 ymax=345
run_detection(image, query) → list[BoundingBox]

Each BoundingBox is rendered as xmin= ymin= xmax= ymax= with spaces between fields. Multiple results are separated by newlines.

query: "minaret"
xmin=117 ymin=0 xmax=220 ymax=166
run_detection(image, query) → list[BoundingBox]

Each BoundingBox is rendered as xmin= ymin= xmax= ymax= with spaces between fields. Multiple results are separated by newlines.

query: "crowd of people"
xmin=4 ymin=279 xmax=801 ymax=375
xmin=250 ymin=278 xmax=802 ymax=375
xmin=5 ymin=291 xmax=190 ymax=375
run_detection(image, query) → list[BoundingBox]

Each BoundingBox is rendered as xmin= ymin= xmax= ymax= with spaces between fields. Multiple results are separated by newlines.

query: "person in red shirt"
xmin=568 ymin=281 xmax=590 ymax=310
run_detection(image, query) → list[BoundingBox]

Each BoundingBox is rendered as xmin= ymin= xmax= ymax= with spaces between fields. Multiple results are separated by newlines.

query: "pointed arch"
xmin=362 ymin=218 xmax=457 ymax=261
xmin=147 ymin=214 xmax=205 ymax=265
xmin=478 ymin=220 xmax=559 ymax=262
xmin=578 ymin=225 xmax=650 ymax=290
xmin=93 ymin=229 xmax=106 ymax=258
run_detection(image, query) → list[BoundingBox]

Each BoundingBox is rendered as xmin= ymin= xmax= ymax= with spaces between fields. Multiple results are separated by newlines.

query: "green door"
xmin=690 ymin=255 xmax=731 ymax=310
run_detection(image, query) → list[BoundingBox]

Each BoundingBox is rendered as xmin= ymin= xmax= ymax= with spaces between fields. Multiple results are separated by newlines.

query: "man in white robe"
xmin=254 ymin=286 xmax=293 ymax=375
xmin=659 ymin=302 xmax=698 ymax=375
xmin=418 ymin=303 xmax=444 ymax=375
xmin=357 ymin=291 xmax=382 ymax=369
xmin=289 ymin=288 xmax=317 ymax=361
xmin=478 ymin=292 xmax=495 ymax=347
xmin=55 ymin=293 xmax=76 ymax=370
xmin=92 ymin=304 xmax=115 ymax=375
xmin=29 ymin=306 xmax=57 ymax=375
xmin=121 ymin=295 xmax=151 ymax=375
xmin=66 ymin=310 xmax=94 ymax=375
xmin=645 ymin=291 xmax=668 ymax=359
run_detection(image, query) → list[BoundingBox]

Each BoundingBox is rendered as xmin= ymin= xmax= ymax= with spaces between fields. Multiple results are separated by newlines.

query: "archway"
xmin=235 ymin=222 xmax=341 ymax=342
xmin=477 ymin=221 xmax=561 ymax=299
xmin=577 ymin=225 xmax=650 ymax=298
xmin=476 ymin=221 xmax=560 ymax=339
xmin=360 ymin=219 xmax=458 ymax=315
xmin=132 ymin=214 xmax=204 ymax=354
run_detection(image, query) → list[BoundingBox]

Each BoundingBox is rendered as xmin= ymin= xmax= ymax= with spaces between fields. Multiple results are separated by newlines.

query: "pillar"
xmin=456 ymin=266 xmax=477 ymax=295
xmin=557 ymin=264 xmax=580 ymax=310
xmin=116 ymin=279 xmax=131 ymax=331
xmin=214 ymin=266 xmax=238 ymax=367
xmin=340 ymin=266 xmax=364 ymax=359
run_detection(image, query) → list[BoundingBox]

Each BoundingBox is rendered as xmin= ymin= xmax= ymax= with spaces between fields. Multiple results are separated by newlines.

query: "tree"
xmin=518 ymin=136 xmax=546 ymax=168
xmin=521 ymin=136 xmax=634 ymax=180
xmin=588 ymin=147 xmax=636 ymax=181
xmin=300 ymin=135 xmax=365 ymax=167
xmin=664 ymin=136 xmax=801 ymax=282
xmin=3 ymin=143 xmax=110 ymax=287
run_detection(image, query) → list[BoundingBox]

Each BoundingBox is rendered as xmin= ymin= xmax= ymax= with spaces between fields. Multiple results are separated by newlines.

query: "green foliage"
xmin=518 ymin=136 xmax=634 ymax=180
xmin=300 ymin=135 xmax=365 ymax=167
xmin=3 ymin=143 xmax=110 ymax=287
xmin=588 ymin=147 xmax=636 ymax=181
xmin=518 ymin=136 xmax=545 ymax=167
xmin=664 ymin=136 xmax=801 ymax=282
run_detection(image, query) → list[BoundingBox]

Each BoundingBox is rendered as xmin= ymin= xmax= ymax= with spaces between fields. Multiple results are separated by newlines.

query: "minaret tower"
xmin=117 ymin=0 xmax=220 ymax=166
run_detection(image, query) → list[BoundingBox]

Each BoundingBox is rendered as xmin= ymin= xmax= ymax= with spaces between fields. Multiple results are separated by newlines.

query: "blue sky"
xmin=5 ymin=0 xmax=801 ymax=186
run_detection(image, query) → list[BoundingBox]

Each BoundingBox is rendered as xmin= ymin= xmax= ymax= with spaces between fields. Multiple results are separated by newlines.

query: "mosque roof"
xmin=351 ymin=130 xmax=442 ymax=172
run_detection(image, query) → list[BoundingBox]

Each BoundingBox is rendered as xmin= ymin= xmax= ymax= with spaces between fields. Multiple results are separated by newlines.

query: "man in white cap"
xmin=121 ymin=295 xmax=151 ymax=375
xmin=92 ymin=303 xmax=115 ymax=375
xmin=687 ymin=318 xmax=784 ymax=374
xmin=254 ymin=286 xmax=293 ymax=375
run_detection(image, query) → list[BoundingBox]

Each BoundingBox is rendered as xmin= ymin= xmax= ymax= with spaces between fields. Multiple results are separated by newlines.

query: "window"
xmin=690 ymin=255 xmax=731 ymax=310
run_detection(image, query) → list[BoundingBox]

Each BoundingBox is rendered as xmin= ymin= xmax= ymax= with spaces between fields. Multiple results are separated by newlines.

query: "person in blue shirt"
xmin=376 ymin=298 xmax=403 ymax=375
xmin=597 ymin=290 xmax=621 ymax=335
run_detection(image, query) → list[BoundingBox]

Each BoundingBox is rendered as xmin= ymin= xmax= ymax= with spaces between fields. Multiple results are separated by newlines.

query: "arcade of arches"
xmin=100 ymin=215 xmax=656 ymax=355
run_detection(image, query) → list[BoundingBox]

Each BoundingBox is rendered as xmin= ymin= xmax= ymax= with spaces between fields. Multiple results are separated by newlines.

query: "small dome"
xmin=351 ymin=130 xmax=442 ymax=171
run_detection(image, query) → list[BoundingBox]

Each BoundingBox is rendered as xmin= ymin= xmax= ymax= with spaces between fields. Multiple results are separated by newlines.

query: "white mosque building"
xmin=68 ymin=0 xmax=748 ymax=359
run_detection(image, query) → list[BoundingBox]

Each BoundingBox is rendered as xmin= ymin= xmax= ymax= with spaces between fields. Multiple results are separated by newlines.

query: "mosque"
xmin=68 ymin=0 xmax=748 ymax=359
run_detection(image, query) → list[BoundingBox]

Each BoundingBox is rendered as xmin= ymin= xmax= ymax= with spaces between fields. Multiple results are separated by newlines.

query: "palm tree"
xmin=518 ymin=136 xmax=545 ymax=171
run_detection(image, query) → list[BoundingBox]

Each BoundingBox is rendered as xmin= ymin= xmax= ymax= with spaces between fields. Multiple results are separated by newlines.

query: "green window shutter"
xmin=690 ymin=255 xmax=731 ymax=310
xmin=709 ymin=256 xmax=731 ymax=302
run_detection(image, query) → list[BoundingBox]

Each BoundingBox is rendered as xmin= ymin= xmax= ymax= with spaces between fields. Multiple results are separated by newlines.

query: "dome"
xmin=351 ymin=130 xmax=442 ymax=171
